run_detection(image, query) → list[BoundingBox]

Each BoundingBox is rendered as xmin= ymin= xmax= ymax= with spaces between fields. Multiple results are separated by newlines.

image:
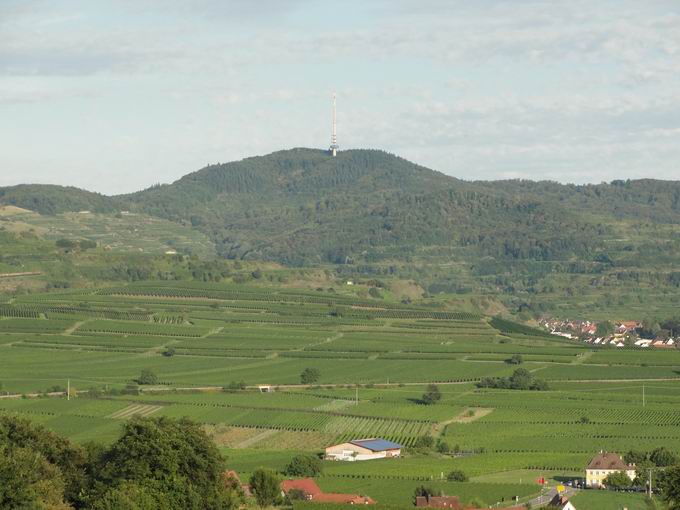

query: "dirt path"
xmin=571 ymin=351 xmax=594 ymax=364
xmin=202 ymin=326 xmax=224 ymax=338
xmin=432 ymin=407 xmax=494 ymax=435
xmin=235 ymin=428 xmax=278 ymax=448
xmin=0 ymin=272 xmax=43 ymax=278
xmin=64 ymin=320 xmax=86 ymax=335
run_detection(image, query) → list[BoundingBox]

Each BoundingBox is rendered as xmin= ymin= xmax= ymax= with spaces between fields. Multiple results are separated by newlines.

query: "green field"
xmin=1 ymin=281 xmax=678 ymax=509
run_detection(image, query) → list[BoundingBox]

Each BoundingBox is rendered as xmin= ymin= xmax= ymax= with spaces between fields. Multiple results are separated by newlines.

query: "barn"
xmin=325 ymin=438 xmax=402 ymax=461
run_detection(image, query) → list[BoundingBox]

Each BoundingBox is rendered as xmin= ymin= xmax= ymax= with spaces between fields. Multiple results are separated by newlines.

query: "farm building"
xmin=415 ymin=495 xmax=524 ymax=510
xmin=415 ymin=495 xmax=463 ymax=508
xmin=281 ymin=478 xmax=374 ymax=504
xmin=548 ymin=494 xmax=576 ymax=510
xmin=325 ymin=438 xmax=402 ymax=461
xmin=585 ymin=451 xmax=635 ymax=488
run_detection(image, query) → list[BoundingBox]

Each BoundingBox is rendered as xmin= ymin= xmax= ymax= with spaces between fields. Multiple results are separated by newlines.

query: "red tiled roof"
xmin=315 ymin=493 xmax=375 ymax=504
xmin=415 ymin=496 xmax=462 ymax=509
xmin=281 ymin=479 xmax=374 ymax=504
xmin=281 ymin=478 xmax=322 ymax=496
xmin=587 ymin=452 xmax=630 ymax=470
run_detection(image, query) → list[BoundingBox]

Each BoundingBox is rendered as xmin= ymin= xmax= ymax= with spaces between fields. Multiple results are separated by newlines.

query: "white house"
xmin=549 ymin=494 xmax=576 ymax=510
xmin=585 ymin=451 xmax=636 ymax=488
xmin=325 ymin=438 xmax=402 ymax=461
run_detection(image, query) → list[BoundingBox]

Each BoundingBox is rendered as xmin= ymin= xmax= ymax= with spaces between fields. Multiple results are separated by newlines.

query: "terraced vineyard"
xmin=1 ymin=280 xmax=679 ymax=509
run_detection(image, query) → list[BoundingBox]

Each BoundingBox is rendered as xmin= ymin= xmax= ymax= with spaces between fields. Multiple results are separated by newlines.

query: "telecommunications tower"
xmin=329 ymin=92 xmax=339 ymax=157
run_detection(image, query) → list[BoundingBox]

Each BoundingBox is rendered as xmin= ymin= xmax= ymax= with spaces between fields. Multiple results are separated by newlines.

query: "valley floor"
xmin=1 ymin=281 xmax=677 ymax=509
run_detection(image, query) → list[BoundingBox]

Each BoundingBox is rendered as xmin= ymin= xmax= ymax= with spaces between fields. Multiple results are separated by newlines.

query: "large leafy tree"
xmin=0 ymin=445 xmax=72 ymax=510
xmin=249 ymin=468 xmax=281 ymax=508
xmin=659 ymin=465 xmax=680 ymax=510
xmin=0 ymin=415 xmax=86 ymax=508
xmin=603 ymin=471 xmax=632 ymax=489
xmin=650 ymin=447 xmax=678 ymax=467
xmin=284 ymin=454 xmax=322 ymax=477
xmin=422 ymin=384 xmax=442 ymax=405
xmin=90 ymin=416 xmax=239 ymax=510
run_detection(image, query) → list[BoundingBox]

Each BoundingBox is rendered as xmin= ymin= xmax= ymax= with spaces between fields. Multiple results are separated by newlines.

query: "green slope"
xmin=2 ymin=148 xmax=679 ymax=319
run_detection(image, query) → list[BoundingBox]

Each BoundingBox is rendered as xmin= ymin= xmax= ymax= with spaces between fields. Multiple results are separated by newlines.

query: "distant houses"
xmin=585 ymin=451 xmax=636 ymax=488
xmin=325 ymin=438 xmax=402 ymax=461
xmin=542 ymin=318 xmax=676 ymax=350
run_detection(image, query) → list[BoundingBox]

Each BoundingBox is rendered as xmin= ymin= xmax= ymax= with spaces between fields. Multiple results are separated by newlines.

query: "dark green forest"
xmin=2 ymin=148 xmax=680 ymax=318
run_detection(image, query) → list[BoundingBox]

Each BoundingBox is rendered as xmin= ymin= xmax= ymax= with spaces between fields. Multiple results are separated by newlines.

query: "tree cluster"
xmin=477 ymin=368 xmax=548 ymax=391
xmin=421 ymin=384 xmax=442 ymax=405
xmin=300 ymin=368 xmax=320 ymax=384
xmin=0 ymin=415 xmax=241 ymax=510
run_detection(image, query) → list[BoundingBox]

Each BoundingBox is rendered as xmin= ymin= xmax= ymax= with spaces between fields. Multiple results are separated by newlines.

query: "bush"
xmin=284 ymin=454 xmax=322 ymax=477
xmin=506 ymin=354 xmax=523 ymax=365
xmin=413 ymin=436 xmax=435 ymax=449
xmin=300 ymin=368 xmax=320 ymax=384
xmin=422 ymin=384 xmax=441 ymax=405
xmin=224 ymin=381 xmax=246 ymax=391
xmin=446 ymin=469 xmax=469 ymax=482
xmin=650 ymin=447 xmax=678 ymax=467
xmin=136 ymin=369 xmax=158 ymax=385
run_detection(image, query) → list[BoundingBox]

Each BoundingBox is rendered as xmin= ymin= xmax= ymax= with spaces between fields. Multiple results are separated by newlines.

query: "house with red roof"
xmin=585 ymin=451 xmax=635 ymax=488
xmin=415 ymin=495 xmax=463 ymax=508
xmin=281 ymin=478 xmax=374 ymax=505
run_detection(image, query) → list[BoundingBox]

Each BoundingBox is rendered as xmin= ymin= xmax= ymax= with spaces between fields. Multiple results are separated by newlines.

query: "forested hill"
xmin=0 ymin=184 xmax=121 ymax=215
xmin=1 ymin=148 xmax=680 ymax=266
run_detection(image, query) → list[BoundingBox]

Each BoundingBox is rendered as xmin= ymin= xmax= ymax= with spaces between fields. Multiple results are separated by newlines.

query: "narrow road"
xmin=525 ymin=487 xmax=577 ymax=508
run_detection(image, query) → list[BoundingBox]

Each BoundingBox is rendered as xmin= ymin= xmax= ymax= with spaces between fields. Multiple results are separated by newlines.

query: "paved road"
xmin=525 ymin=487 xmax=578 ymax=508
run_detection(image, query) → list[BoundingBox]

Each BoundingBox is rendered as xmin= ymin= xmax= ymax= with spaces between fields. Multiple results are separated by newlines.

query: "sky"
xmin=1 ymin=0 xmax=679 ymax=194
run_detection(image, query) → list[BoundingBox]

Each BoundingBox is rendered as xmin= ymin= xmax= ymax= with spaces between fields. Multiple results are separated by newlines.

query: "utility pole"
xmin=643 ymin=384 xmax=645 ymax=408
xmin=67 ymin=379 xmax=70 ymax=401
xmin=648 ymin=468 xmax=653 ymax=497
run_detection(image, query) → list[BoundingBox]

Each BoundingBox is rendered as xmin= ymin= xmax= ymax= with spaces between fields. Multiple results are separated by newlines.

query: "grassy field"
xmin=0 ymin=281 xmax=678 ymax=508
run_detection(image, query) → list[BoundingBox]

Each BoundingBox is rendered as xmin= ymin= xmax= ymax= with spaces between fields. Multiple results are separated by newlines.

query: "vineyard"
xmin=1 ymin=280 xmax=680 ymax=509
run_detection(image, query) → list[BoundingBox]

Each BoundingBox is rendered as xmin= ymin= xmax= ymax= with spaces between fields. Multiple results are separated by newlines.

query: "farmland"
xmin=1 ymin=280 xmax=678 ymax=509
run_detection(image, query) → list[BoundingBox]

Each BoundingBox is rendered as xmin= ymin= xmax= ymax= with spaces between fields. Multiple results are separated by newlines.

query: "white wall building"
xmin=325 ymin=438 xmax=402 ymax=461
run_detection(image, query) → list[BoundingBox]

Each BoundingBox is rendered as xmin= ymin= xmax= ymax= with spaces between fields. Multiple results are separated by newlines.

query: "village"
xmin=541 ymin=319 xmax=677 ymax=349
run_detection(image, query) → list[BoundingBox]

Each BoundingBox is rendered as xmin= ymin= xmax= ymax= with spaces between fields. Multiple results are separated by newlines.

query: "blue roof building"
xmin=350 ymin=439 xmax=402 ymax=451
xmin=325 ymin=438 xmax=403 ymax=461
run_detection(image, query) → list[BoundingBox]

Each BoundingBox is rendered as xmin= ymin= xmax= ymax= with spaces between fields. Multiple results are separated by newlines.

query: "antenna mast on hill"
xmin=329 ymin=92 xmax=339 ymax=157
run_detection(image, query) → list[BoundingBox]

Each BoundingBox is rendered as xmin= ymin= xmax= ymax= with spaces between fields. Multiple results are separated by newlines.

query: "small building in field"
xmin=325 ymin=438 xmax=402 ymax=461
xmin=548 ymin=494 xmax=576 ymax=510
xmin=415 ymin=495 xmax=463 ymax=509
xmin=281 ymin=478 xmax=374 ymax=505
xmin=585 ymin=451 xmax=635 ymax=488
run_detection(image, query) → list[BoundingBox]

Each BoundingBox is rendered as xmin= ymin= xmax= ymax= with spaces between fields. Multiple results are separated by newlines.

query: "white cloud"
xmin=0 ymin=0 xmax=678 ymax=191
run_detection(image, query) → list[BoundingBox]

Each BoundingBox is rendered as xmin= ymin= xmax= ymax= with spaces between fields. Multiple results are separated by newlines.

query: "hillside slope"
xmin=117 ymin=148 xmax=679 ymax=266
xmin=2 ymin=148 xmax=680 ymax=319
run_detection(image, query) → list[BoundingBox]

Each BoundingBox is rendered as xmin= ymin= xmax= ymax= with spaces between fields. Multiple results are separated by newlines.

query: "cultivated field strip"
xmin=108 ymin=403 xmax=163 ymax=419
